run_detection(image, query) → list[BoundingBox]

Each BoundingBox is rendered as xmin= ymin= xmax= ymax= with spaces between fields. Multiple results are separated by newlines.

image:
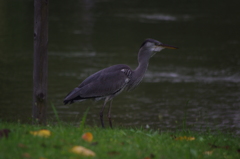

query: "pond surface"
xmin=0 ymin=0 xmax=239 ymax=134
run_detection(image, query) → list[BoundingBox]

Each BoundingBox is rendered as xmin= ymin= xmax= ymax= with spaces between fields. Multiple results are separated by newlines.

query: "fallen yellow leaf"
xmin=70 ymin=146 xmax=96 ymax=157
xmin=82 ymin=132 xmax=93 ymax=142
xmin=175 ymin=136 xmax=195 ymax=141
xmin=30 ymin=129 xmax=51 ymax=138
xmin=204 ymin=151 xmax=213 ymax=155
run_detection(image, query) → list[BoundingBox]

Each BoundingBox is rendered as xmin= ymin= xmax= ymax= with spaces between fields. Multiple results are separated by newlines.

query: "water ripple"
xmin=144 ymin=70 xmax=240 ymax=83
xmin=116 ymin=13 xmax=191 ymax=22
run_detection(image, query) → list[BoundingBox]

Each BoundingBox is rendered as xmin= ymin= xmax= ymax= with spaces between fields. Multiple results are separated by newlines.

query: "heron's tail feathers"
xmin=63 ymin=99 xmax=71 ymax=105
xmin=63 ymin=87 xmax=86 ymax=105
xmin=63 ymin=87 xmax=99 ymax=105
xmin=63 ymin=96 xmax=86 ymax=105
xmin=63 ymin=98 xmax=76 ymax=105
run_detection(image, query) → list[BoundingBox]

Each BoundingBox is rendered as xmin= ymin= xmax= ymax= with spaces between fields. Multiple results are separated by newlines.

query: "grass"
xmin=0 ymin=121 xmax=240 ymax=159
xmin=1 ymin=105 xmax=239 ymax=158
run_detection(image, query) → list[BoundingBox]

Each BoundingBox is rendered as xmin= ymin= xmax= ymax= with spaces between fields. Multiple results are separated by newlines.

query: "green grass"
xmin=0 ymin=121 xmax=239 ymax=159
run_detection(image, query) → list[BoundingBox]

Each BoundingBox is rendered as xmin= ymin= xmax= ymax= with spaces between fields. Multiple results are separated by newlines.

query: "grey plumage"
xmin=64 ymin=64 xmax=131 ymax=104
xmin=63 ymin=38 xmax=178 ymax=128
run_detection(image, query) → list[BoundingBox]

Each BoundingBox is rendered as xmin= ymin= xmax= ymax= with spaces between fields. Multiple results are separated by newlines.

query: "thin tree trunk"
xmin=33 ymin=0 xmax=49 ymax=124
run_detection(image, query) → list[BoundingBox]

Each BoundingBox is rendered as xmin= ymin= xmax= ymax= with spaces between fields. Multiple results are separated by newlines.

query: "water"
xmin=0 ymin=0 xmax=239 ymax=134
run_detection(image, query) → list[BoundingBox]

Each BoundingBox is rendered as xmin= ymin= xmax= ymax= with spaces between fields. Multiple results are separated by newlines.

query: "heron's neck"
xmin=132 ymin=54 xmax=150 ymax=84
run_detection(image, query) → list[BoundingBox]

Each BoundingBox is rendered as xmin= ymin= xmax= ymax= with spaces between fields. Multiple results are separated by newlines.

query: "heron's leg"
xmin=100 ymin=99 xmax=108 ymax=128
xmin=108 ymin=100 xmax=113 ymax=128
xmin=99 ymin=104 xmax=105 ymax=128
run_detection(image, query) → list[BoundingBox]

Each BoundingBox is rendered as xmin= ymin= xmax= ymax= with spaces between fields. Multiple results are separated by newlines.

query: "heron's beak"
xmin=158 ymin=43 xmax=178 ymax=49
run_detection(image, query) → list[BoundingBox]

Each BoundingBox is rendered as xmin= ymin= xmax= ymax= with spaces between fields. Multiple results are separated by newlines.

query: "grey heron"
xmin=63 ymin=38 xmax=178 ymax=128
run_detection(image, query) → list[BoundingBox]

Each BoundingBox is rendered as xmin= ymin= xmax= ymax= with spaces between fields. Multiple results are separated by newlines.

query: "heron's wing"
xmin=64 ymin=64 xmax=132 ymax=103
xmin=79 ymin=64 xmax=131 ymax=97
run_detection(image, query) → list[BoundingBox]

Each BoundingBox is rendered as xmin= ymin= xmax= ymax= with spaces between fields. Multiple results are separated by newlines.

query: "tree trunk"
xmin=33 ymin=0 xmax=49 ymax=124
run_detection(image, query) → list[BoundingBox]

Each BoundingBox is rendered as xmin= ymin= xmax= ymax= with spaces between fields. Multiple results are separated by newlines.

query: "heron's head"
xmin=140 ymin=38 xmax=178 ymax=55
